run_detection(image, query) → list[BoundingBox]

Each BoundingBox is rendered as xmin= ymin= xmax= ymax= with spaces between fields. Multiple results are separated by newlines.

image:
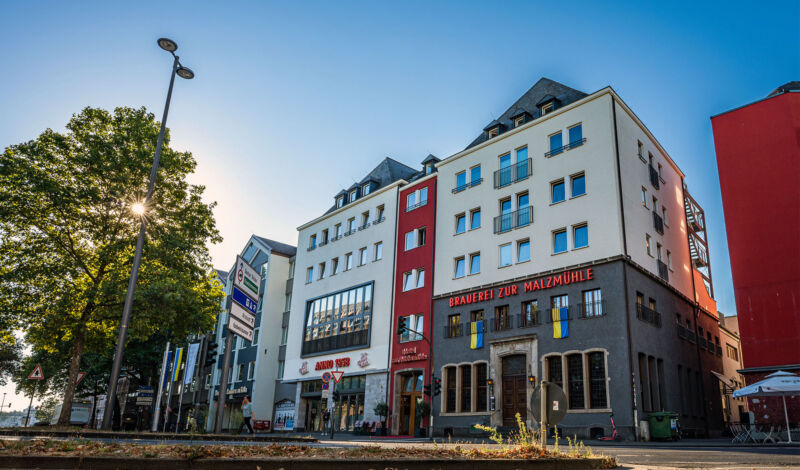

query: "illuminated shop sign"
xmin=392 ymin=346 xmax=428 ymax=364
xmin=315 ymin=357 xmax=350 ymax=370
xmin=448 ymin=268 xmax=594 ymax=307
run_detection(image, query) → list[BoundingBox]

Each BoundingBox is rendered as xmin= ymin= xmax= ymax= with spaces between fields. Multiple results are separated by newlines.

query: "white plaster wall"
xmin=433 ymin=94 xmax=624 ymax=296
xmin=283 ymin=184 xmax=401 ymax=382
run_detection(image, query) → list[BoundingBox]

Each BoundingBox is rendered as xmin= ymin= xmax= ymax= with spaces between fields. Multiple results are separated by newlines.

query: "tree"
xmin=0 ymin=106 xmax=224 ymax=425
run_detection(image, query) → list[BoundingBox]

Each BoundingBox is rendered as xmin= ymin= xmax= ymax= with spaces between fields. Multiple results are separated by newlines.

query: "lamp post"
xmin=101 ymin=38 xmax=194 ymax=430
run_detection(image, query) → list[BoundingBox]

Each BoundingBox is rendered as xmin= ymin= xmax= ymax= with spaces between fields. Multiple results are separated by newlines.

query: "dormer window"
xmin=362 ymin=183 xmax=371 ymax=196
xmin=488 ymin=127 xmax=499 ymax=139
xmin=514 ymin=116 xmax=524 ymax=128
xmin=425 ymin=163 xmax=435 ymax=175
xmin=336 ymin=196 xmax=344 ymax=208
xmin=540 ymin=102 xmax=554 ymax=115
xmin=349 ymin=189 xmax=358 ymax=202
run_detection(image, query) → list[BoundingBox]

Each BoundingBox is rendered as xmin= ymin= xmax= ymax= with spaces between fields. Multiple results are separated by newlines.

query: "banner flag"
xmin=162 ymin=351 xmax=174 ymax=390
xmin=552 ymin=307 xmax=570 ymax=338
xmin=470 ymin=320 xmax=484 ymax=349
xmin=183 ymin=343 xmax=201 ymax=385
xmin=172 ymin=347 xmax=184 ymax=382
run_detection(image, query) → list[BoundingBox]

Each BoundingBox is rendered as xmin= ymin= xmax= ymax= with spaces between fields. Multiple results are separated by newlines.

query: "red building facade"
xmin=711 ymin=83 xmax=800 ymax=424
xmin=388 ymin=172 xmax=437 ymax=436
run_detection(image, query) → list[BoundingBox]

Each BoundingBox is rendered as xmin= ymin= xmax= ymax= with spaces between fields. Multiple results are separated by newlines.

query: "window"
xmin=637 ymin=140 xmax=644 ymax=158
xmin=455 ymin=213 xmax=466 ymax=234
xmin=582 ymin=289 xmax=603 ymax=317
xmin=499 ymin=243 xmax=512 ymax=267
xmin=420 ymin=187 xmax=428 ymax=204
xmin=514 ymin=116 xmax=524 ymax=127
xmin=407 ymin=191 xmax=416 ymax=209
xmin=318 ymin=262 xmax=326 ymax=279
xmin=571 ymin=173 xmax=586 ymax=197
xmin=470 ymin=165 xmax=481 ymax=184
xmin=551 ymin=179 xmax=565 ymax=203
xmin=522 ymin=300 xmax=538 ymax=326
xmin=567 ymin=354 xmax=585 ymax=409
xmin=405 ymin=228 xmax=425 ymax=250
xmin=573 ymin=224 xmax=588 ymax=249
xmin=547 ymin=356 xmax=563 ymax=389
xmin=281 ymin=325 xmax=288 ymax=345
xmin=247 ymin=361 xmax=255 ymax=380
xmin=425 ymin=163 xmax=434 ymax=174
xmin=374 ymin=242 xmax=383 ymax=260
xmin=252 ymin=329 xmax=259 ymax=345
xmin=652 ymin=196 xmax=658 ymax=211
xmin=460 ymin=365 xmax=473 ymax=412
xmin=662 ymin=206 xmax=669 ymax=226
xmin=476 ymin=363 xmax=488 ymax=412
xmin=641 ymin=187 xmax=648 ymax=208
xmin=361 ymin=211 xmax=370 ymax=227
xmin=657 ymin=163 xmax=663 ymax=177
xmin=470 ymin=208 xmax=481 ymax=230
xmin=345 ymin=252 xmax=353 ymax=270
xmin=331 ymin=258 xmax=339 ymax=275
xmin=306 ymin=267 xmax=313 ymax=283
xmin=237 ymin=363 xmax=245 ymax=381
xmin=454 ymin=257 xmax=465 ymax=278
xmin=302 ymin=283 xmax=373 ymax=355
xmin=416 ymin=269 xmax=425 ymax=289
xmin=656 ymin=242 xmax=663 ymax=260
xmin=469 ymin=252 xmax=481 ymax=275
xmin=500 ymin=198 xmax=512 ymax=215
xmin=310 ymin=234 xmax=317 ymax=250
xmin=284 ymin=292 xmax=292 ymax=312
xmin=405 ymin=231 xmax=414 ymax=251
xmin=456 ymin=171 xmax=466 ymax=190
xmin=488 ymin=127 xmax=498 ymax=138
xmin=541 ymin=102 xmax=554 ymax=115
xmin=376 ymin=205 xmax=385 ymax=221
xmin=447 ymin=314 xmax=461 ymax=338
xmin=445 ymin=366 xmax=457 ymax=413
xmin=726 ymin=344 xmax=739 ymax=361
xmin=348 ymin=217 xmax=356 ymax=233
xmin=349 ymin=189 xmax=357 ymax=202
xmin=553 ymin=229 xmax=567 ymax=254
xmin=417 ymin=228 xmax=426 ymax=247
xmin=288 ymin=260 xmax=295 ymax=279
xmin=362 ymin=183 xmax=371 ymax=196
xmin=334 ymin=223 xmax=342 ymax=238
xmin=359 ymin=247 xmax=367 ymax=266
xmin=549 ymin=132 xmax=563 ymax=156
xmin=277 ymin=360 xmax=285 ymax=379
xmin=646 ymin=234 xmax=652 ymax=256
xmin=495 ymin=305 xmax=510 ymax=330
xmin=321 ymin=229 xmax=328 ymax=244
xmin=402 ymin=271 xmax=415 ymax=292
xmin=470 ymin=309 xmax=484 ymax=323
xmin=588 ymin=352 xmax=607 ymax=408
xmin=568 ymin=124 xmax=583 ymax=146
xmin=518 ymin=239 xmax=530 ymax=263
xmin=400 ymin=314 xmax=424 ymax=342
xmin=337 ymin=196 xmax=344 ymax=208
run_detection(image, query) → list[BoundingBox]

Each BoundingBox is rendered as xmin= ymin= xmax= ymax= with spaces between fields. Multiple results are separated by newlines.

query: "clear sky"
xmin=0 ymin=1 xmax=797 ymax=410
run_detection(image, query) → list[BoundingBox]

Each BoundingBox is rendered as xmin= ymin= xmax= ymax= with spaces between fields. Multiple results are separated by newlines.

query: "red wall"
xmin=711 ymin=92 xmax=800 ymax=371
xmin=388 ymin=175 xmax=437 ymax=424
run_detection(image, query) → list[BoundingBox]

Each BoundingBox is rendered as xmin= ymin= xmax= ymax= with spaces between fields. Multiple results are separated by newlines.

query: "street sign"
xmin=234 ymin=255 xmax=261 ymax=300
xmin=331 ymin=371 xmax=344 ymax=384
xmin=531 ymin=382 xmax=568 ymax=425
xmin=322 ymin=372 xmax=332 ymax=383
xmin=28 ymin=364 xmax=44 ymax=380
xmin=136 ymin=386 xmax=154 ymax=406
xmin=230 ymin=301 xmax=256 ymax=328
xmin=232 ymin=286 xmax=258 ymax=315
xmin=76 ymin=371 xmax=86 ymax=385
xmin=321 ymin=389 xmax=329 ymax=399
xmin=228 ymin=315 xmax=254 ymax=342
xmin=322 ymin=382 xmax=329 ymax=390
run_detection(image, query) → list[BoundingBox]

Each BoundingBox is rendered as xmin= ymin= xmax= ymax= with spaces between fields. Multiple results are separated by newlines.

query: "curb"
xmin=0 ymin=455 xmax=609 ymax=470
xmin=0 ymin=430 xmax=317 ymax=443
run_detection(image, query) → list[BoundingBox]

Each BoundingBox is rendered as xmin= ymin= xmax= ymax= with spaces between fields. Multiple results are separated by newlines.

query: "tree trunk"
xmin=58 ymin=327 xmax=85 ymax=426
xmin=90 ymin=389 xmax=98 ymax=429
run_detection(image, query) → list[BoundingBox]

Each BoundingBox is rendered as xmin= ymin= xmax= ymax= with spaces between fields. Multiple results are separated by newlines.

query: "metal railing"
xmin=545 ymin=138 xmax=586 ymax=157
xmin=406 ymin=199 xmax=428 ymax=212
xmin=343 ymin=229 xmax=356 ymax=237
xmin=636 ymin=304 xmax=662 ymax=327
xmin=649 ymin=164 xmax=660 ymax=189
xmin=452 ymin=178 xmax=483 ymax=193
xmin=653 ymin=211 xmax=664 ymax=235
xmin=331 ymin=234 xmax=342 ymax=242
xmin=373 ymin=216 xmax=385 ymax=225
xmin=546 ymin=307 xmax=572 ymax=323
xmin=318 ymin=240 xmax=328 ymax=247
xmin=518 ymin=311 xmax=540 ymax=328
xmin=444 ymin=324 xmax=463 ymax=338
xmin=357 ymin=222 xmax=370 ymax=231
xmin=577 ymin=300 xmax=606 ymax=318
xmin=493 ymin=206 xmax=532 ymax=234
xmin=307 ymin=243 xmax=317 ymax=252
xmin=494 ymin=158 xmax=531 ymax=189
xmin=491 ymin=315 xmax=512 ymax=332
xmin=657 ymin=260 xmax=669 ymax=282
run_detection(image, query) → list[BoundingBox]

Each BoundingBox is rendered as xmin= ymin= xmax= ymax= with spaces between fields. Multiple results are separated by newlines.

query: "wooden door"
xmin=502 ymin=355 xmax=528 ymax=426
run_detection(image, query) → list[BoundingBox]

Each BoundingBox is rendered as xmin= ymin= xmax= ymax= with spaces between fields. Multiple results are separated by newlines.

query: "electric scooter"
xmin=598 ymin=413 xmax=622 ymax=441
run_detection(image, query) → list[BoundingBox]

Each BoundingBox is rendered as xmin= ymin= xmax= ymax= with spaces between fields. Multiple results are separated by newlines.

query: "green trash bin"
xmin=648 ymin=412 xmax=680 ymax=440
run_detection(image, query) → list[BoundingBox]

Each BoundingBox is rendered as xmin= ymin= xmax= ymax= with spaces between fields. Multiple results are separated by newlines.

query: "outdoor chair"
xmin=762 ymin=426 xmax=777 ymax=444
xmin=731 ymin=423 xmax=752 ymax=443
xmin=749 ymin=425 xmax=774 ymax=444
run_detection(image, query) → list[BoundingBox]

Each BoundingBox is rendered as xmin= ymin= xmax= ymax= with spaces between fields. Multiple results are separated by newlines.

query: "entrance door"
xmin=502 ymin=355 xmax=527 ymax=426
xmin=398 ymin=372 xmax=423 ymax=435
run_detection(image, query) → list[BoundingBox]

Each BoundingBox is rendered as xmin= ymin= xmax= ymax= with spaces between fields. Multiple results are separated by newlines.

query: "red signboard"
xmin=449 ymin=268 xmax=594 ymax=307
xmin=315 ymin=357 xmax=350 ymax=371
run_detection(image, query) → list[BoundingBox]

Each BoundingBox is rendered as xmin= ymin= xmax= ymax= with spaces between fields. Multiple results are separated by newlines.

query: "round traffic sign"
xmin=531 ymin=382 xmax=568 ymax=425
xmin=322 ymin=372 xmax=332 ymax=383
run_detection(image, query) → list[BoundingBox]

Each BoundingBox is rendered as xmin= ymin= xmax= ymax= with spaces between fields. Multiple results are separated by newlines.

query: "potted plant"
xmin=414 ymin=401 xmax=431 ymax=437
xmin=374 ymin=402 xmax=389 ymax=436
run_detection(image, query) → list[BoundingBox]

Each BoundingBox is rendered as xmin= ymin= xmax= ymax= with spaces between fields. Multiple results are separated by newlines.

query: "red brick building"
xmin=388 ymin=156 xmax=438 ymax=436
xmin=711 ymin=82 xmax=800 ymax=425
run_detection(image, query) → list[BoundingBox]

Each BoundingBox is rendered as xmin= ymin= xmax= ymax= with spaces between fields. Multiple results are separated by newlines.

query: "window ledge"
xmin=549 ymin=200 xmax=566 ymax=207
xmin=571 ymin=245 xmax=589 ymax=251
xmin=454 ymin=231 xmax=466 ymax=236
xmin=498 ymin=264 xmax=513 ymax=270
xmin=638 ymin=155 xmax=647 ymax=164
xmin=468 ymin=272 xmax=480 ymax=277
xmin=570 ymin=193 xmax=587 ymax=200
xmin=469 ymin=226 xmax=481 ymax=231
xmin=517 ymin=259 xmax=531 ymax=265
xmin=551 ymin=251 xmax=567 ymax=256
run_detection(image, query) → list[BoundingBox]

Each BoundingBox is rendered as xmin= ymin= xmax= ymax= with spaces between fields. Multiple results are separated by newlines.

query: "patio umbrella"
xmin=733 ymin=370 xmax=800 ymax=443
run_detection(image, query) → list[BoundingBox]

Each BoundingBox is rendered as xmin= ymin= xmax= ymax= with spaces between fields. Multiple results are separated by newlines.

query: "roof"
xmin=253 ymin=236 xmax=297 ymax=257
xmin=214 ymin=269 xmax=228 ymax=285
xmin=465 ymin=78 xmax=588 ymax=150
xmin=421 ymin=153 xmax=441 ymax=165
xmin=323 ymin=157 xmax=417 ymax=214
xmin=768 ymin=81 xmax=800 ymax=97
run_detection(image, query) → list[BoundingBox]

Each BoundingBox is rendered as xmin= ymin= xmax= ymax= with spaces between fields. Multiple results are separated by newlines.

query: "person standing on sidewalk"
xmin=322 ymin=408 xmax=330 ymax=435
xmin=238 ymin=396 xmax=255 ymax=435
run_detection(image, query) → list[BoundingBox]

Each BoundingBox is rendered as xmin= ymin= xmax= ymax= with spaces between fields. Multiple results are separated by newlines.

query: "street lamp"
xmin=101 ymin=37 xmax=194 ymax=430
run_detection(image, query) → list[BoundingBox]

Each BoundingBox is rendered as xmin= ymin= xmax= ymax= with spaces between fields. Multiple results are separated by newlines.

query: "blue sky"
xmin=0 ymin=0 xmax=797 ymax=407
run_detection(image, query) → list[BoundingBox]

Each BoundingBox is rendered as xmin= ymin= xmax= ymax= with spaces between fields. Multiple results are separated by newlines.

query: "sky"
xmin=0 ymin=1 xmax=798 ymax=410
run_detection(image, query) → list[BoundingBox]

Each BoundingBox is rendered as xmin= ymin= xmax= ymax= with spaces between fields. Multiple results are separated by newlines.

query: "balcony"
xmin=357 ymin=222 xmax=370 ymax=231
xmin=494 ymin=158 xmax=532 ymax=189
xmin=657 ymin=260 xmax=669 ymax=282
xmin=577 ymin=300 xmax=606 ymax=318
xmin=343 ymin=229 xmax=356 ymax=237
xmin=444 ymin=324 xmax=463 ymax=338
xmin=318 ymin=239 xmax=328 ymax=248
xmin=452 ymin=178 xmax=483 ymax=194
xmin=649 ymin=165 xmax=660 ymax=189
xmin=491 ymin=315 xmax=513 ymax=332
xmin=636 ymin=304 xmax=662 ymax=327
xmin=373 ymin=216 xmax=386 ymax=225
xmin=307 ymin=243 xmax=317 ymax=252
xmin=493 ymin=206 xmax=532 ymax=234
xmin=653 ymin=211 xmax=664 ymax=235
xmin=331 ymin=234 xmax=342 ymax=242
xmin=301 ymin=329 xmax=369 ymax=356
xmin=517 ymin=311 xmax=540 ymax=328
xmin=406 ymin=199 xmax=428 ymax=212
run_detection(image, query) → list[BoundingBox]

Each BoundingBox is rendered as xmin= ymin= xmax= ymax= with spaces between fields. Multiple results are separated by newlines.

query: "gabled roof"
xmin=768 ymin=81 xmax=800 ymax=97
xmin=323 ymin=157 xmax=418 ymax=215
xmin=253 ymin=236 xmax=297 ymax=257
xmin=466 ymin=78 xmax=588 ymax=150
xmin=482 ymin=119 xmax=502 ymax=131
xmin=421 ymin=153 xmax=441 ymax=165
xmin=215 ymin=269 xmax=228 ymax=285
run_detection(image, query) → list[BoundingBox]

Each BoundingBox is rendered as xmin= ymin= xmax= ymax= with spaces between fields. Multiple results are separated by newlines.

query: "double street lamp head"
xmin=176 ymin=67 xmax=195 ymax=80
xmin=157 ymin=38 xmax=195 ymax=79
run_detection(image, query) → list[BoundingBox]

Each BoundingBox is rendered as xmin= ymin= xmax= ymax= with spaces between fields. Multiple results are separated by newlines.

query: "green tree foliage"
xmin=0 ymin=106 xmax=224 ymax=425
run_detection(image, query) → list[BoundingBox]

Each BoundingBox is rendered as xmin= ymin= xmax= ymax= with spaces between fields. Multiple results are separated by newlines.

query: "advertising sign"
xmin=228 ymin=316 xmax=254 ymax=342
xmin=234 ymin=255 xmax=261 ymax=300
xmin=230 ymin=301 xmax=256 ymax=328
xmin=232 ymin=286 xmax=258 ymax=315
xmin=183 ymin=342 xmax=200 ymax=385
xmin=273 ymin=400 xmax=295 ymax=431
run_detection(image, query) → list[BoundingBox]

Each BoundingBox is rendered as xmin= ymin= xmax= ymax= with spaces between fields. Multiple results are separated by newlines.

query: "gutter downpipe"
xmin=612 ymin=97 xmax=639 ymax=441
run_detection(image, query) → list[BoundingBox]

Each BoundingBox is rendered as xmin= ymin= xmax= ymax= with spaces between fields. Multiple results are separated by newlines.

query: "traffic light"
xmin=433 ymin=376 xmax=442 ymax=397
xmin=204 ymin=341 xmax=218 ymax=367
xmin=332 ymin=390 xmax=340 ymax=401
xmin=397 ymin=316 xmax=407 ymax=336
xmin=423 ymin=383 xmax=432 ymax=396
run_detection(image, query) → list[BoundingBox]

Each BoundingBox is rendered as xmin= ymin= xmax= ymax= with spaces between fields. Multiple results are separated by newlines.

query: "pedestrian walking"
xmin=322 ymin=408 xmax=330 ymax=435
xmin=238 ymin=396 xmax=255 ymax=435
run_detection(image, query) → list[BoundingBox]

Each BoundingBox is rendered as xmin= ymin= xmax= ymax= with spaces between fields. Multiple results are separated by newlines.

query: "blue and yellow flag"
xmin=172 ymin=347 xmax=184 ymax=382
xmin=470 ymin=320 xmax=484 ymax=349
xmin=552 ymin=307 xmax=569 ymax=339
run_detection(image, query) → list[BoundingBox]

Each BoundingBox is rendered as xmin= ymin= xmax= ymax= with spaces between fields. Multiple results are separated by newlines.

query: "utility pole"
xmin=215 ymin=332 xmax=234 ymax=434
xmin=152 ymin=341 xmax=171 ymax=431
